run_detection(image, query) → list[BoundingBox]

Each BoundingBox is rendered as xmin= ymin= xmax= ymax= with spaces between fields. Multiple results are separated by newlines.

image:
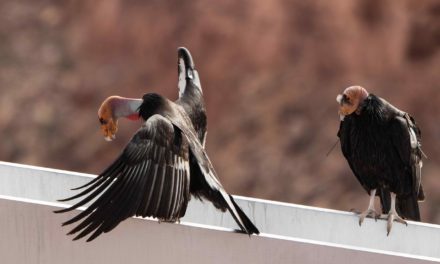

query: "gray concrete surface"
xmin=0 ymin=161 xmax=439 ymax=263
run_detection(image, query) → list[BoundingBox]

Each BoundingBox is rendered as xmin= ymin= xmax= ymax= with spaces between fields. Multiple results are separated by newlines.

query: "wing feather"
xmin=55 ymin=115 xmax=190 ymax=241
xmin=171 ymin=166 xmax=183 ymax=218
xmin=168 ymin=115 xmax=259 ymax=235
xmin=164 ymin=162 xmax=176 ymax=218
xmin=390 ymin=115 xmax=423 ymax=195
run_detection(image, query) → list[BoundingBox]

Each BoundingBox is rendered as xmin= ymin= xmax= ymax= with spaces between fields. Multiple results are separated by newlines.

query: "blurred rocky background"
xmin=0 ymin=0 xmax=439 ymax=222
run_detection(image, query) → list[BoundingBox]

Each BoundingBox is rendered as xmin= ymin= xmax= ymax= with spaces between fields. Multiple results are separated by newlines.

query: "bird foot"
xmin=358 ymin=208 xmax=380 ymax=226
xmin=386 ymin=211 xmax=407 ymax=236
xmin=377 ymin=214 xmax=389 ymax=220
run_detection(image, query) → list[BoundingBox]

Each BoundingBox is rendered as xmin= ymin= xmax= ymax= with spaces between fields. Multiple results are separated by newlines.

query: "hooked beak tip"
xmin=104 ymin=135 xmax=115 ymax=142
xmin=336 ymin=94 xmax=343 ymax=104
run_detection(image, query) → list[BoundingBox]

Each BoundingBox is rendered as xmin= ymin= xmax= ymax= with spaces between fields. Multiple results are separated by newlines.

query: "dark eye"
xmin=99 ymin=117 xmax=107 ymax=125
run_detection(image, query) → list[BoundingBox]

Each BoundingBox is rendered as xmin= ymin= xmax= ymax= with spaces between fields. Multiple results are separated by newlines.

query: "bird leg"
xmin=359 ymin=189 xmax=380 ymax=226
xmin=386 ymin=192 xmax=408 ymax=236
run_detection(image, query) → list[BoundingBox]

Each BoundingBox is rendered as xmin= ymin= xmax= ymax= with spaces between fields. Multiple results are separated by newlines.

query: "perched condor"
xmin=55 ymin=47 xmax=259 ymax=241
xmin=337 ymin=86 xmax=425 ymax=235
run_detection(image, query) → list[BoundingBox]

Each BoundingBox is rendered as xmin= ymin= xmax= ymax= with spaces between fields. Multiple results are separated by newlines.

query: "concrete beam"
xmin=0 ymin=161 xmax=439 ymax=263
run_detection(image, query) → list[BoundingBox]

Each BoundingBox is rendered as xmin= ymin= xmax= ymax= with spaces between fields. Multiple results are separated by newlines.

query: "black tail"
xmin=418 ymin=185 xmax=425 ymax=202
xmin=396 ymin=194 xmax=421 ymax=221
xmin=229 ymin=195 xmax=259 ymax=235
xmin=378 ymin=188 xmax=391 ymax=214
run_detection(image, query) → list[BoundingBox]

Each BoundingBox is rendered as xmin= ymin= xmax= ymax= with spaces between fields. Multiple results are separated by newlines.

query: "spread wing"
xmin=55 ymin=115 xmax=191 ymax=241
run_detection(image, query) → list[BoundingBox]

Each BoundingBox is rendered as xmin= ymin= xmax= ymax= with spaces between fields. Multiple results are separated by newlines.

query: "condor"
xmin=55 ymin=48 xmax=259 ymax=241
xmin=337 ymin=86 xmax=425 ymax=235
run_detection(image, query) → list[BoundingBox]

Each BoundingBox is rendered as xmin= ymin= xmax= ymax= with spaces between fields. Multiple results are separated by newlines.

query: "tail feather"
xmin=418 ymin=185 xmax=425 ymax=202
xmin=378 ymin=188 xmax=391 ymax=214
xmin=396 ymin=194 xmax=421 ymax=221
xmin=228 ymin=195 xmax=259 ymax=235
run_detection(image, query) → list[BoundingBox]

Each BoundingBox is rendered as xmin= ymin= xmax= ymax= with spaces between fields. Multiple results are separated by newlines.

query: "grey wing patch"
xmin=192 ymin=70 xmax=202 ymax=92
xmin=202 ymin=131 xmax=207 ymax=148
xmin=408 ymin=125 xmax=423 ymax=196
xmin=409 ymin=126 xmax=418 ymax=149
xmin=415 ymin=160 xmax=423 ymax=199
xmin=178 ymin=58 xmax=186 ymax=98
xmin=403 ymin=113 xmax=425 ymax=198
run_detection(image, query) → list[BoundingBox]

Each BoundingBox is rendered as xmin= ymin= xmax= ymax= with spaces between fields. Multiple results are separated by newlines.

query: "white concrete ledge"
xmin=1 ymin=161 xmax=439 ymax=263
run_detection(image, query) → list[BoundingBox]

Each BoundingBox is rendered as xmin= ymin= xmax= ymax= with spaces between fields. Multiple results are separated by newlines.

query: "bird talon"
xmin=358 ymin=208 xmax=380 ymax=226
xmin=386 ymin=207 xmax=407 ymax=236
xmin=396 ymin=217 xmax=408 ymax=225
xmin=387 ymin=217 xmax=393 ymax=236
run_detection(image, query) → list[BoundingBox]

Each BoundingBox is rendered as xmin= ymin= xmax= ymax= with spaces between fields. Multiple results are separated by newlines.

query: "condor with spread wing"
xmin=337 ymin=86 xmax=425 ymax=235
xmin=55 ymin=48 xmax=259 ymax=241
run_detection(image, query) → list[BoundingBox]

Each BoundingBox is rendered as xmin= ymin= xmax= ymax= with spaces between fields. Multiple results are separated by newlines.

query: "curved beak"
xmin=100 ymin=119 xmax=118 ymax=142
xmin=336 ymin=94 xmax=343 ymax=104
xmin=336 ymin=94 xmax=346 ymax=120
xmin=104 ymin=134 xmax=116 ymax=142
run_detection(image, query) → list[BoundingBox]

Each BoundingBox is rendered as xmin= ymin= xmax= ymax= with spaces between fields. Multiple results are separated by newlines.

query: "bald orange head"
xmin=98 ymin=96 xmax=121 ymax=141
xmin=97 ymin=95 xmax=143 ymax=141
xmin=336 ymin=86 xmax=369 ymax=119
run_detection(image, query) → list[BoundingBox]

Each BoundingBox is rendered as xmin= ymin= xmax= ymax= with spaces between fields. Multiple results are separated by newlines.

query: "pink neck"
xmin=111 ymin=97 xmax=143 ymax=120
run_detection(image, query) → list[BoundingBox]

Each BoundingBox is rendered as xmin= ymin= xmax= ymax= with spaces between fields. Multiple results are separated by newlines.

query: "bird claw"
xmin=358 ymin=208 xmax=380 ymax=226
xmin=386 ymin=211 xmax=407 ymax=236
